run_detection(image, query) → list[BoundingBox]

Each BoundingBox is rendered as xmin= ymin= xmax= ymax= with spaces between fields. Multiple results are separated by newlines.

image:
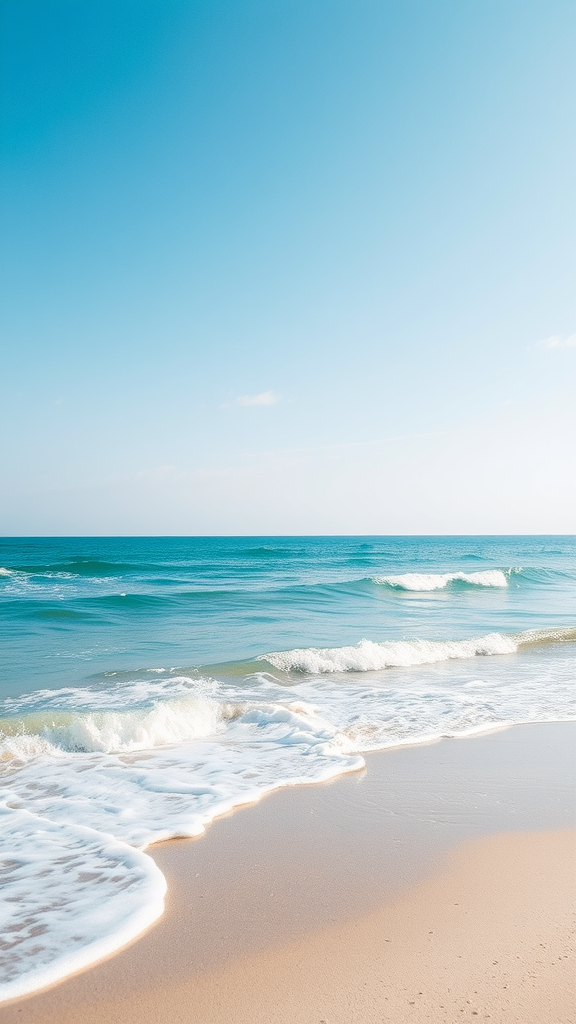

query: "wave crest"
xmin=0 ymin=695 xmax=231 ymax=758
xmin=261 ymin=633 xmax=518 ymax=674
xmin=371 ymin=570 xmax=510 ymax=591
xmin=261 ymin=626 xmax=576 ymax=674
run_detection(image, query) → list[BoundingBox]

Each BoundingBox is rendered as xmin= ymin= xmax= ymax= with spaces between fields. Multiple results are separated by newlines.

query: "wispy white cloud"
xmin=234 ymin=390 xmax=281 ymax=407
xmin=537 ymin=334 xmax=576 ymax=349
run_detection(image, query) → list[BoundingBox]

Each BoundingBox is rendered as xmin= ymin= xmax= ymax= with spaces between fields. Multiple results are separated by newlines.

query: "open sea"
xmin=1 ymin=535 xmax=575 ymax=1001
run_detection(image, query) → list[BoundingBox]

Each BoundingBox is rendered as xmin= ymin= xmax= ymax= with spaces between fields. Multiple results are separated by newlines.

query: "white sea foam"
xmin=0 ymin=804 xmax=166 ymax=1003
xmin=0 ymin=567 xmax=12 ymax=576
xmin=1 ymin=628 xmax=575 ymax=1004
xmin=291 ymin=640 xmax=576 ymax=752
xmin=41 ymin=695 xmax=227 ymax=754
xmin=0 ymin=696 xmax=362 ymax=1002
xmin=1 ymin=675 xmax=211 ymax=716
xmin=371 ymin=570 xmax=509 ymax=591
xmin=262 ymin=632 xmax=518 ymax=674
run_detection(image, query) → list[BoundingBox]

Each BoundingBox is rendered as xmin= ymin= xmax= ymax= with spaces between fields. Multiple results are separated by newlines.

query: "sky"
xmin=1 ymin=0 xmax=575 ymax=535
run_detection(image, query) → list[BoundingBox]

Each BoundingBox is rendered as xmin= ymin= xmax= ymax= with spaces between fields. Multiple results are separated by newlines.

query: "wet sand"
xmin=3 ymin=722 xmax=575 ymax=1023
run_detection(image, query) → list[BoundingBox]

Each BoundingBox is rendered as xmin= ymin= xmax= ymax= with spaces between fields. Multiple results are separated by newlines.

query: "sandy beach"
xmin=3 ymin=0 xmax=576 ymax=1011
xmin=3 ymin=721 xmax=575 ymax=1024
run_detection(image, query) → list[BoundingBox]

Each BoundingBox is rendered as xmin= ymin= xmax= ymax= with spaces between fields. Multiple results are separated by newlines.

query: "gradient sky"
xmin=1 ymin=0 xmax=575 ymax=535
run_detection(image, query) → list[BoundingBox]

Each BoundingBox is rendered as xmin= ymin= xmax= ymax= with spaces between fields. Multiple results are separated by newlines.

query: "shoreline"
xmin=149 ymin=828 xmax=576 ymax=1024
xmin=2 ymin=721 xmax=575 ymax=1022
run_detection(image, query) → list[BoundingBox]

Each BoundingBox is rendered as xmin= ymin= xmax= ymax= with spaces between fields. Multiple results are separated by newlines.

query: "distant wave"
xmin=238 ymin=546 xmax=298 ymax=558
xmin=371 ymin=570 xmax=511 ymax=591
xmin=261 ymin=626 xmax=576 ymax=674
xmin=1 ymin=559 xmax=163 ymax=579
xmin=2 ymin=562 xmax=571 ymax=601
xmin=1 ymin=593 xmax=169 ymax=622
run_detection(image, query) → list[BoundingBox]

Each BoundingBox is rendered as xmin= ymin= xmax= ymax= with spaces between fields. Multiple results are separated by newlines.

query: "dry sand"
xmin=173 ymin=828 xmax=575 ymax=1024
xmin=3 ymin=723 xmax=575 ymax=1024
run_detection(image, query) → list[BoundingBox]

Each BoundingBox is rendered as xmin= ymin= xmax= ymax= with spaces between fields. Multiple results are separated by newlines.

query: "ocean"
xmin=1 ymin=535 xmax=575 ymax=1001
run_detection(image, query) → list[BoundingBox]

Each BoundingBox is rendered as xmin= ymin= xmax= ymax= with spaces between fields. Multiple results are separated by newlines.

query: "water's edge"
xmin=4 ymin=718 xmax=576 ymax=1006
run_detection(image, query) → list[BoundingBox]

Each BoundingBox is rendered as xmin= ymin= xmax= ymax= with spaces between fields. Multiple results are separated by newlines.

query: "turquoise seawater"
xmin=2 ymin=535 xmax=575 ymax=695
xmin=1 ymin=535 xmax=575 ymax=1001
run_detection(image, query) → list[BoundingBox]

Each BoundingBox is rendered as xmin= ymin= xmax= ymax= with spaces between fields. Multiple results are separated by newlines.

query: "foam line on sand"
xmin=3 ymin=722 xmax=575 ymax=1024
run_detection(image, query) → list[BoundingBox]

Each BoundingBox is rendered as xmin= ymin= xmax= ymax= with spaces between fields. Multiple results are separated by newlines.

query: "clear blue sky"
xmin=1 ymin=0 xmax=575 ymax=535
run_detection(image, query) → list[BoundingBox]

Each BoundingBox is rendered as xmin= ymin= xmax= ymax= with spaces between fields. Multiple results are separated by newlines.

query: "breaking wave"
xmin=0 ymin=693 xmax=362 ymax=1002
xmin=0 ymin=695 xmax=231 ymax=759
xmin=371 ymin=570 xmax=511 ymax=591
xmin=261 ymin=626 xmax=576 ymax=674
